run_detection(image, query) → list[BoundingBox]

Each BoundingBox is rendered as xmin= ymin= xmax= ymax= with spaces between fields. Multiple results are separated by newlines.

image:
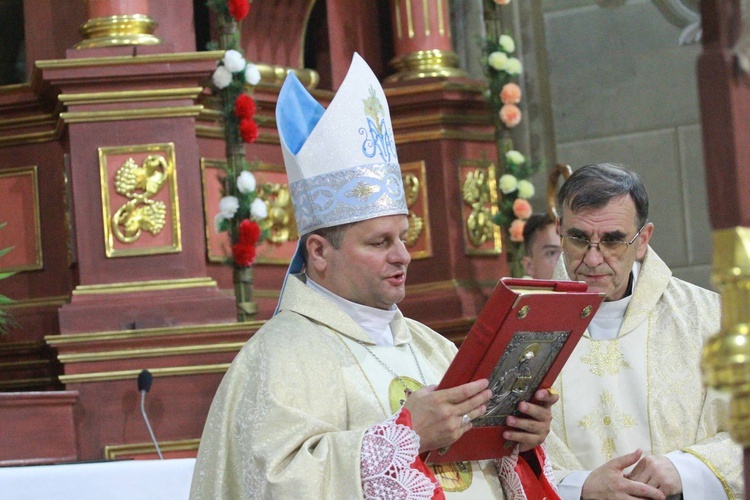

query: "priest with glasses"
xmin=547 ymin=163 xmax=743 ymax=499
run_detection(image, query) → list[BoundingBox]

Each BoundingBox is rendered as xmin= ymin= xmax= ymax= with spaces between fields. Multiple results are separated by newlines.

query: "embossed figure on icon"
xmin=485 ymin=342 xmax=539 ymax=421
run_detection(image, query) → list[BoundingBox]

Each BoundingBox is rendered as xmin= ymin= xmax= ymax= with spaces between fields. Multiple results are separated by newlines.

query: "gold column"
xmin=702 ymin=227 xmax=750 ymax=446
xmin=75 ymin=0 xmax=161 ymax=49
xmin=387 ymin=0 xmax=468 ymax=82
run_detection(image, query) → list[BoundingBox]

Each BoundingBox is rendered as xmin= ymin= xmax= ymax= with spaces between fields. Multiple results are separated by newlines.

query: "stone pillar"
xmin=387 ymin=0 xmax=468 ymax=81
xmin=76 ymin=0 xmax=160 ymax=49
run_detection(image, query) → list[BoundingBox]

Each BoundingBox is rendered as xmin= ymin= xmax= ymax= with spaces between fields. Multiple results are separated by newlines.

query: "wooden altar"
xmin=0 ymin=0 xmax=506 ymax=463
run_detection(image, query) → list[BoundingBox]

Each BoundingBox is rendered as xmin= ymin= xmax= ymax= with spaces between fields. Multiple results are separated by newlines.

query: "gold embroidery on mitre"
xmin=581 ymin=340 xmax=631 ymax=376
xmin=578 ymin=390 xmax=638 ymax=460
xmin=363 ymin=86 xmax=385 ymax=135
xmin=347 ymin=181 xmax=378 ymax=202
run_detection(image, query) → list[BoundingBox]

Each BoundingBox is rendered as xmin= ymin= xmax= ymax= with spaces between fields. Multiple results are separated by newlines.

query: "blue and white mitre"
xmin=276 ymin=53 xmax=408 ymax=237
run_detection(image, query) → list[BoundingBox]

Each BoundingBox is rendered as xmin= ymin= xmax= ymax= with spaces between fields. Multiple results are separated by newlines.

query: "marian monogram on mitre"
xmin=360 ymin=85 xmax=396 ymax=163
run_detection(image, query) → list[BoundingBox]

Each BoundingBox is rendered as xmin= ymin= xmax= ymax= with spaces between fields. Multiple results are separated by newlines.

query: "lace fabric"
xmin=361 ymin=409 xmax=439 ymax=499
xmin=495 ymin=442 xmax=560 ymax=500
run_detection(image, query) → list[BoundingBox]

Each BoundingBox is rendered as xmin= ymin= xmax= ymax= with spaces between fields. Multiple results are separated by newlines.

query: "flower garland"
xmin=481 ymin=0 xmax=539 ymax=276
xmin=207 ymin=0 xmax=268 ymax=268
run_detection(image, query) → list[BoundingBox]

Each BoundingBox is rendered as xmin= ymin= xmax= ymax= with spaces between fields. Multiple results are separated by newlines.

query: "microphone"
xmin=137 ymin=369 xmax=163 ymax=460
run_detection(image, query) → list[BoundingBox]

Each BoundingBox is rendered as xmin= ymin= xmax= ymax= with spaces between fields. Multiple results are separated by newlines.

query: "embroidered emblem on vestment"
xmin=578 ymin=390 xmax=638 ymax=460
xmin=581 ymin=340 xmax=631 ymax=376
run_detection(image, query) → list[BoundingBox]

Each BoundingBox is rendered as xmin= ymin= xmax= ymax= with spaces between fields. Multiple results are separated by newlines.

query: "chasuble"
xmin=190 ymin=275 xmax=554 ymax=499
xmin=548 ymin=248 xmax=743 ymax=499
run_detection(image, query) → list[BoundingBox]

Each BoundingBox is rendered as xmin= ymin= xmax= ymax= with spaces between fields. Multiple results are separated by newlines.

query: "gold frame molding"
xmin=99 ymin=143 xmax=181 ymax=258
xmin=104 ymin=438 xmax=200 ymax=460
xmin=0 ymin=165 xmax=44 ymax=272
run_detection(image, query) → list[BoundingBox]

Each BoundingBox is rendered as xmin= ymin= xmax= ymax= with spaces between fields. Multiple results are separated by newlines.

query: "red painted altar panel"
xmin=0 ymin=167 xmax=42 ymax=272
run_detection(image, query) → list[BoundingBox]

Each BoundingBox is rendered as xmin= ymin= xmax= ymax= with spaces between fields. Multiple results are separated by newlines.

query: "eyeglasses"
xmin=562 ymin=224 xmax=646 ymax=259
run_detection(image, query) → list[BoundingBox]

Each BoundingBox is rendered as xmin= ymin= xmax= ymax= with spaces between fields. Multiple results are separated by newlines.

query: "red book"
xmin=426 ymin=278 xmax=604 ymax=463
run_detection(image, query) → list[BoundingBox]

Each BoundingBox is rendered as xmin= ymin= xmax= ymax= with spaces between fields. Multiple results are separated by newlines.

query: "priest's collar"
xmin=305 ymin=275 xmax=398 ymax=346
xmin=589 ymin=260 xmax=642 ymax=340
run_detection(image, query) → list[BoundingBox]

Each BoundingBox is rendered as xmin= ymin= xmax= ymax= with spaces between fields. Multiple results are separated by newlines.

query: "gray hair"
xmin=556 ymin=163 xmax=649 ymax=228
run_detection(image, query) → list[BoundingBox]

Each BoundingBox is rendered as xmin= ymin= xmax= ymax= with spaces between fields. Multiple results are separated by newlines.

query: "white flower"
xmin=505 ymin=150 xmax=526 ymax=165
xmin=213 ymin=213 xmax=224 ymax=234
xmin=236 ymin=171 xmax=257 ymax=194
xmin=505 ymin=57 xmax=523 ymax=75
xmin=488 ymin=51 xmax=508 ymax=71
xmin=223 ymin=49 xmax=246 ymax=73
xmin=517 ymin=179 xmax=535 ymax=199
xmin=218 ymin=195 xmax=239 ymax=218
xmin=499 ymin=35 xmax=515 ymax=54
xmin=212 ymin=66 xmax=232 ymax=89
xmin=499 ymin=174 xmax=518 ymax=194
xmin=245 ymin=63 xmax=261 ymax=85
xmin=250 ymin=198 xmax=268 ymax=220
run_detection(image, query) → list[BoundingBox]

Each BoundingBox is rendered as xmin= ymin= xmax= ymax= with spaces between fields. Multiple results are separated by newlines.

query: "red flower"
xmin=239 ymin=118 xmax=259 ymax=143
xmin=235 ymin=94 xmax=256 ymax=119
xmin=228 ymin=0 xmax=250 ymax=21
xmin=238 ymin=219 xmax=261 ymax=245
xmin=232 ymin=242 xmax=256 ymax=267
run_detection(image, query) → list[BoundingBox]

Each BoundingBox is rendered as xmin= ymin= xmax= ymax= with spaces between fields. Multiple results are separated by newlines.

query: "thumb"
xmin=609 ymin=448 xmax=643 ymax=471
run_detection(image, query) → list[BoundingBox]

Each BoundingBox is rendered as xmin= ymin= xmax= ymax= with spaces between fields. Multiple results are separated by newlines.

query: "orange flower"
xmin=512 ymin=198 xmax=533 ymax=219
xmin=499 ymin=103 xmax=522 ymax=128
xmin=493 ymin=0 xmax=511 ymax=4
xmin=509 ymin=219 xmax=525 ymax=242
xmin=500 ymin=83 xmax=522 ymax=104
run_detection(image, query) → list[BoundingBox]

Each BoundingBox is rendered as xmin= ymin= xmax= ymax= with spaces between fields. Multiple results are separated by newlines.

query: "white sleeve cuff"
xmin=665 ymin=450 xmax=727 ymax=500
xmin=556 ymin=470 xmax=591 ymax=500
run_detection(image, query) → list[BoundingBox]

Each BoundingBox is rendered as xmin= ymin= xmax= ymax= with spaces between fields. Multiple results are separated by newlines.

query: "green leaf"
xmin=0 ymin=246 xmax=14 ymax=259
xmin=0 ymin=271 xmax=14 ymax=281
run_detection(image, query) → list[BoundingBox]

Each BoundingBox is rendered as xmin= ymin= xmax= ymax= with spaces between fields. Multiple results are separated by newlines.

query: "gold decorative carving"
xmin=112 ymin=155 xmax=169 ymax=243
xmin=702 ymin=226 xmax=750 ymax=446
xmin=257 ymin=182 xmax=298 ymax=245
xmin=400 ymin=161 xmax=432 ymax=259
xmin=99 ymin=143 xmax=181 ymax=257
xmin=460 ymin=159 xmax=501 ymax=255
